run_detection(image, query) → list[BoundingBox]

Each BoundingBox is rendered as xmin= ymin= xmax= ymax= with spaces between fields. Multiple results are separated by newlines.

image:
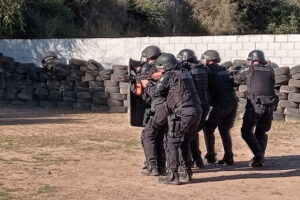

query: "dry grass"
xmin=0 ymin=107 xmax=299 ymax=200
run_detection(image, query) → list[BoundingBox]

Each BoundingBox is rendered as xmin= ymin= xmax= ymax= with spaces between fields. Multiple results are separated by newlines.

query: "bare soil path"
xmin=0 ymin=107 xmax=299 ymax=200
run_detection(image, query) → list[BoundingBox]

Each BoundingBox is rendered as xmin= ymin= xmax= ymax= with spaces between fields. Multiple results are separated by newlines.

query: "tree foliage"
xmin=1 ymin=0 xmax=300 ymax=38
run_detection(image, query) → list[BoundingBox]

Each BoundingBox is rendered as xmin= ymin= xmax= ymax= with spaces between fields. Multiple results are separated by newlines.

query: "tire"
xmin=96 ymin=74 xmax=111 ymax=81
xmin=280 ymin=86 xmax=300 ymax=94
xmin=69 ymin=58 xmax=88 ymax=67
xmin=284 ymin=108 xmax=300 ymax=115
xmin=109 ymin=106 xmax=127 ymax=113
xmin=275 ymin=74 xmax=290 ymax=85
xmin=110 ymin=74 xmax=123 ymax=82
xmin=288 ymin=93 xmax=300 ymax=103
xmin=99 ymin=69 xmax=113 ymax=76
xmin=290 ymin=65 xmax=300 ymax=75
xmin=276 ymin=92 xmax=288 ymax=100
xmin=109 ymin=99 xmax=124 ymax=106
xmin=120 ymin=87 xmax=129 ymax=94
xmin=94 ymin=92 xmax=109 ymax=99
xmin=274 ymin=66 xmax=290 ymax=76
xmin=91 ymin=104 xmax=109 ymax=112
xmin=236 ymin=91 xmax=246 ymax=98
xmin=89 ymin=87 xmax=105 ymax=93
xmin=81 ymin=75 xmax=95 ymax=82
xmin=110 ymin=93 xmax=127 ymax=100
xmin=292 ymin=72 xmax=300 ymax=80
xmin=119 ymin=82 xmax=129 ymax=88
xmin=87 ymin=59 xmax=104 ymax=71
xmin=77 ymin=92 xmax=92 ymax=99
xmin=105 ymin=86 xmax=120 ymax=93
xmin=273 ymin=112 xmax=285 ymax=121
xmin=285 ymin=113 xmax=300 ymax=123
xmin=112 ymin=65 xmax=128 ymax=70
xmin=239 ymin=85 xmax=247 ymax=93
xmin=276 ymin=106 xmax=285 ymax=113
xmin=278 ymin=100 xmax=298 ymax=108
xmin=89 ymin=81 xmax=104 ymax=88
xmin=233 ymin=59 xmax=247 ymax=69
xmin=220 ymin=61 xmax=233 ymax=69
xmin=73 ymin=103 xmax=91 ymax=109
xmin=113 ymin=70 xmax=128 ymax=76
xmin=288 ymin=79 xmax=300 ymax=88
xmin=104 ymin=80 xmax=119 ymax=87
xmin=80 ymin=66 xmax=89 ymax=72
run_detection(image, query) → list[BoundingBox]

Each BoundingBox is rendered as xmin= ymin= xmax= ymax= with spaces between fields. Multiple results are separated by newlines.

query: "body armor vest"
xmin=208 ymin=64 xmax=237 ymax=106
xmin=166 ymin=69 xmax=201 ymax=113
xmin=246 ymin=65 xmax=276 ymax=103
xmin=190 ymin=67 xmax=209 ymax=102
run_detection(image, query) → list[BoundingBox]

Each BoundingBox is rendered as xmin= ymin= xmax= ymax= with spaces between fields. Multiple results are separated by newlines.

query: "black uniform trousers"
xmin=241 ymin=100 xmax=275 ymax=157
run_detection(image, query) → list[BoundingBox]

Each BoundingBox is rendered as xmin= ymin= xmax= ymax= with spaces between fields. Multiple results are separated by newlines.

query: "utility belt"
xmin=249 ymin=95 xmax=278 ymax=107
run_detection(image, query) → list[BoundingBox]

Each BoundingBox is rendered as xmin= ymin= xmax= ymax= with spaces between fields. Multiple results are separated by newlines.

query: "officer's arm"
xmin=145 ymin=73 xmax=170 ymax=97
xmin=233 ymin=66 xmax=249 ymax=85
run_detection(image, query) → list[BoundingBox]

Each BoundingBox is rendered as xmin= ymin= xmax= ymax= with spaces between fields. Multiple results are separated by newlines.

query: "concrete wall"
xmin=1 ymin=34 xmax=300 ymax=68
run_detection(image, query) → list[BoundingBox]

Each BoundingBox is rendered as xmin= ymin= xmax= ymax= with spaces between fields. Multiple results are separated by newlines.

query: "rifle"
xmin=121 ymin=72 xmax=162 ymax=96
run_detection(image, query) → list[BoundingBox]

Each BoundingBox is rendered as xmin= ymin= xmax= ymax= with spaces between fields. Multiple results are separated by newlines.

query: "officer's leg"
xmin=142 ymin=124 xmax=159 ymax=176
xmin=241 ymin=105 xmax=264 ymax=167
xmin=158 ymin=115 xmax=180 ymax=185
xmin=218 ymin=103 xmax=237 ymax=165
xmin=190 ymin=133 xmax=204 ymax=168
xmin=203 ymin=106 xmax=222 ymax=163
xmin=255 ymin=106 xmax=274 ymax=155
xmin=141 ymin=129 xmax=147 ymax=169
xmin=157 ymin=125 xmax=167 ymax=175
xmin=152 ymin=107 xmax=168 ymax=175
xmin=179 ymin=115 xmax=201 ymax=182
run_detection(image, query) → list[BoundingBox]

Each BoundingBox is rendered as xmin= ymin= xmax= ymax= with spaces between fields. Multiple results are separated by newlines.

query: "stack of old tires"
xmin=285 ymin=65 xmax=300 ymax=122
xmin=105 ymin=65 xmax=128 ymax=113
xmin=68 ymin=58 xmax=108 ymax=111
xmin=273 ymin=66 xmax=291 ymax=121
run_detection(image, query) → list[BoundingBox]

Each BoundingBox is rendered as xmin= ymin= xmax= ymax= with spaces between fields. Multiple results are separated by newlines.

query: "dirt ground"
xmin=0 ymin=107 xmax=299 ymax=200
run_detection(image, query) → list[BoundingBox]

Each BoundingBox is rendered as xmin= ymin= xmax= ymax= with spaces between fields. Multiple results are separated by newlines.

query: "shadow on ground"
xmin=191 ymin=155 xmax=300 ymax=183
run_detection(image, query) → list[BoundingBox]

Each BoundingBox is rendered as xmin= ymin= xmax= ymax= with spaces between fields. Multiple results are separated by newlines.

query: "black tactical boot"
xmin=218 ymin=153 xmax=234 ymax=165
xmin=195 ymin=157 xmax=204 ymax=169
xmin=141 ymin=164 xmax=159 ymax=176
xmin=249 ymin=154 xmax=264 ymax=168
xmin=142 ymin=161 xmax=147 ymax=170
xmin=158 ymin=165 xmax=167 ymax=176
xmin=179 ymin=169 xmax=193 ymax=183
xmin=158 ymin=170 xmax=180 ymax=185
xmin=205 ymin=153 xmax=217 ymax=163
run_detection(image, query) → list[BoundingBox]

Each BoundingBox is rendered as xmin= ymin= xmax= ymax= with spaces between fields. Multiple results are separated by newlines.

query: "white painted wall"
xmin=1 ymin=34 xmax=300 ymax=68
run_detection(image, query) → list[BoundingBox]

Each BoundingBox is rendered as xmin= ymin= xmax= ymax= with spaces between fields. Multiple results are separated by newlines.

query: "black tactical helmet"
xmin=140 ymin=63 xmax=155 ymax=75
xmin=202 ymin=50 xmax=221 ymax=63
xmin=177 ymin=49 xmax=197 ymax=63
xmin=156 ymin=53 xmax=178 ymax=71
xmin=247 ymin=50 xmax=267 ymax=65
xmin=141 ymin=46 xmax=161 ymax=60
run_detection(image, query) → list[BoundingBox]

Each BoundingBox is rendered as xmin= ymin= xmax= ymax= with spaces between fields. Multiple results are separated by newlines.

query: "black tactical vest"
xmin=166 ymin=69 xmax=202 ymax=113
xmin=246 ymin=65 xmax=276 ymax=101
xmin=190 ymin=67 xmax=209 ymax=102
xmin=208 ymin=64 xmax=237 ymax=106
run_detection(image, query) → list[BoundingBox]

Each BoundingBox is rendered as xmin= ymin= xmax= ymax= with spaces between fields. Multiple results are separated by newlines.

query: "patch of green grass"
xmin=120 ymin=139 xmax=140 ymax=148
xmin=0 ymin=190 xmax=12 ymax=200
xmin=81 ymin=146 xmax=96 ymax=152
xmin=98 ymin=145 xmax=119 ymax=153
xmin=37 ymin=185 xmax=58 ymax=194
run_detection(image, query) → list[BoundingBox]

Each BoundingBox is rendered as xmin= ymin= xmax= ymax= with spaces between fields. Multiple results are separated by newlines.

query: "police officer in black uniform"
xmin=202 ymin=50 xmax=238 ymax=165
xmin=177 ymin=49 xmax=210 ymax=169
xmin=138 ymin=46 xmax=168 ymax=176
xmin=234 ymin=50 xmax=278 ymax=168
xmin=142 ymin=53 xmax=202 ymax=185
